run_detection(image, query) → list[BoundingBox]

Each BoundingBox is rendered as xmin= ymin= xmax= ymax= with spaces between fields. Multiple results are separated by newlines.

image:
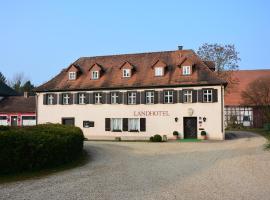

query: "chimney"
xmin=178 ymin=46 xmax=183 ymax=50
xmin=24 ymin=91 xmax=29 ymax=98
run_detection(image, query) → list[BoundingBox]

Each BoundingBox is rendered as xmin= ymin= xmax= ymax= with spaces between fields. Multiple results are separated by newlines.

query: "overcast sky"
xmin=0 ymin=0 xmax=269 ymax=85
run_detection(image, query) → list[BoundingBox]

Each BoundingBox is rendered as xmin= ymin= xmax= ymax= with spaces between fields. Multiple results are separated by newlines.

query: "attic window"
xmin=69 ymin=72 xmax=76 ymax=80
xmin=155 ymin=67 xmax=163 ymax=76
xmin=182 ymin=66 xmax=191 ymax=75
xmin=92 ymin=71 xmax=99 ymax=80
xmin=123 ymin=69 xmax=131 ymax=78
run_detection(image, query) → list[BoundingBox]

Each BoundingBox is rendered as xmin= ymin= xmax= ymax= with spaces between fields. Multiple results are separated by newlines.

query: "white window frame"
xmin=123 ymin=69 xmax=131 ymax=77
xmin=0 ymin=115 xmax=8 ymax=126
xmin=146 ymin=91 xmax=154 ymax=104
xmin=111 ymin=118 xmax=122 ymax=131
xmin=155 ymin=67 xmax=163 ymax=76
xmin=183 ymin=90 xmax=192 ymax=103
xmin=128 ymin=92 xmax=136 ymax=105
xmin=63 ymin=94 xmax=70 ymax=105
xmin=68 ymin=72 xmax=76 ymax=80
xmin=203 ymin=89 xmax=213 ymax=103
xmin=94 ymin=93 xmax=102 ymax=104
xmin=92 ymin=71 xmax=99 ymax=80
xmin=164 ymin=91 xmax=173 ymax=104
xmin=182 ymin=66 xmax=191 ymax=75
xmin=79 ymin=93 xmax=86 ymax=104
xmin=111 ymin=92 xmax=118 ymax=104
xmin=128 ymin=118 xmax=140 ymax=131
xmin=48 ymin=94 xmax=54 ymax=105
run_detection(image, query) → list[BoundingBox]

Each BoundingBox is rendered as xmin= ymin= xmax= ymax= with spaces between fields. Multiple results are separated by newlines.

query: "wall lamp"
xmin=203 ymin=117 xmax=207 ymax=122
xmin=175 ymin=117 xmax=178 ymax=122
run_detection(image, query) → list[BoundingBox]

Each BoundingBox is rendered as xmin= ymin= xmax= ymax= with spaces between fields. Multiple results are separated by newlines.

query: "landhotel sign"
xmin=133 ymin=111 xmax=170 ymax=117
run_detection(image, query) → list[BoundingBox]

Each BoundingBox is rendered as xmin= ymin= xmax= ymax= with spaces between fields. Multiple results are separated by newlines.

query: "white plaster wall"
xmin=37 ymin=85 xmax=224 ymax=140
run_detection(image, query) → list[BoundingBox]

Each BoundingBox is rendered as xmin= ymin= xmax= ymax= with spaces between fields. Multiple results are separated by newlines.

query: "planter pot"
xmin=174 ymin=135 xmax=179 ymax=140
xmin=201 ymin=135 xmax=207 ymax=140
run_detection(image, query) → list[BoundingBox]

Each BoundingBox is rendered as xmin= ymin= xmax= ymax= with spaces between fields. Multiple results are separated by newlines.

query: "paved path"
xmin=1 ymin=131 xmax=270 ymax=200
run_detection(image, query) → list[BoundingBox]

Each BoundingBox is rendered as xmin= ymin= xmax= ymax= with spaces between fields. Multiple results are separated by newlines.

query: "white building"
xmin=35 ymin=49 xmax=227 ymax=140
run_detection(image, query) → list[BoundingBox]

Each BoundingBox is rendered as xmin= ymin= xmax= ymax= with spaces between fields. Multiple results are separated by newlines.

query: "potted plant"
xmin=173 ymin=131 xmax=179 ymax=140
xmin=201 ymin=131 xmax=207 ymax=140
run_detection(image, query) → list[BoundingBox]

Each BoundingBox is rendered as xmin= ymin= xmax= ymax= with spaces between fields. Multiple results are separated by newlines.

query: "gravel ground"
xmin=1 ymin=131 xmax=270 ymax=200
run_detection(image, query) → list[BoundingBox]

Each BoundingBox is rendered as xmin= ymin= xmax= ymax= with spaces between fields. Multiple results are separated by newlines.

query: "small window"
xmin=203 ymin=89 xmax=212 ymax=102
xmin=128 ymin=92 xmax=136 ymax=104
xmin=123 ymin=69 xmax=131 ymax=77
xmin=155 ymin=67 xmax=163 ymax=76
xmin=182 ymin=66 xmax=191 ymax=75
xmin=111 ymin=92 xmax=119 ymax=104
xmin=94 ymin=93 xmax=102 ymax=104
xmin=111 ymin=118 xmax=122 ymax=131
xmin=63 ymin=94 xmax=70 ymax=105
xmin=47 ymin=94 xmax=54 ymax=105
xmin=183 ymin=90 xmax=192 ymax=103
xmin=164 ymin=91 xmax=173 ymax=104
xmin=92 ymin=71 xmax=99 ymax=80
xmin=128 ymin=118 xmax=140 ymax=131
xmin=79 ymin=93 xmax=86 ymax=104
xmin=146 ymin=91 xmax=154 ymax=104
xmin=69 ymin=72 xmax=76 ymax=80
xmin=243 ymin=116 xmax=250 ymax=121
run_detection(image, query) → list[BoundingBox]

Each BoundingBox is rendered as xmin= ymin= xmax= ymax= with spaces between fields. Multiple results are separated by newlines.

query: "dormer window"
xmin=123 ymin=69 xmax=131 ymax=78
xmin=182 ymin=66 xmax=191 ymax=75
xmin=69 ymin=72 xmax=76 ymax=80
xmin=92 ymin=71 xmax=99 ymax=80
xmin=155 ymin=67 xmax=163 ymax=76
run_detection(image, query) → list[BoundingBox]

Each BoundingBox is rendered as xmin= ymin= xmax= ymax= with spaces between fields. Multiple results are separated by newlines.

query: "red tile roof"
xmin=0 ymin=96 xmax=36 ymax=113
xmin=225 ymin=69 xmax=270 ymax=106
xmin=35 ymin=50 xmax=227 ymax=92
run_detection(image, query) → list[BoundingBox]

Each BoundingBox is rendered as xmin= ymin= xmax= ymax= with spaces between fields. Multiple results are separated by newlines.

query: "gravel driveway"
xmin=1 ymin=131 xmax=270 ymax=200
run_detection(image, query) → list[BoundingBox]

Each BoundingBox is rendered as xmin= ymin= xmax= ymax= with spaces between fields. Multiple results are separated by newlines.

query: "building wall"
xmin=37 ymin=85 xmax=224 ymax=140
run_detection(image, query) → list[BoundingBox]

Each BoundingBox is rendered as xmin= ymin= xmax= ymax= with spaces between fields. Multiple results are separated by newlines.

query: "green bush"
xmin=151 ymin=134 xmax=162 ymax=142
xmin=201 ymin=131 xmax=207 ymax=136
xmin=149 ymin=136 xmax=154 ymax=142
xmin=0 ymin=124 xmax=84 ymax=175
xmin=173 ymin=131 xmax=179 ymax=136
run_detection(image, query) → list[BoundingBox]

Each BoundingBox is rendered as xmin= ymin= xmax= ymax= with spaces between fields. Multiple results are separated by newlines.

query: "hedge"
xmin=0 ymin=124 xmax=84 ymax=175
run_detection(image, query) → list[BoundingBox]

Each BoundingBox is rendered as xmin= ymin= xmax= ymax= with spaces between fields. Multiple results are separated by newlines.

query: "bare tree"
xmin=197 ymin=43 xmax=241 ymax=92
xmin=7 ymin=72 xmax=35 ymax=94
xmin=242 ymin=76 xmax=270 ymax=123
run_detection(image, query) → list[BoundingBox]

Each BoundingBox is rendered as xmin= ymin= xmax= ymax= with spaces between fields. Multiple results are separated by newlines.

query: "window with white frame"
xmin=0 ymin=116 xmax=8 ymax=126
xmin=155 ymin=67 xmax=163 ymax=76
xmin=164 ymin=91 xmax=173 ymax=104
xmin=203 ymin=89 xmax=212 ymax=102
xmin=111 ymin=118 xmax=122 ymax=131
xmin=68 ymin=72 xmax=76 ymax=80
xmin=111 ymin=92 xmax=118 ymax=104
xmin=48 ymin=94 xmax=54 ymax=105
xmin=183 ymin=90 xmax=192 ymax=103
xmin=128 ymin=92 xmax=136 ymax=104
xmin=146 ymin=91 xmax=154 ymax=104
xmin=182 ymin=66 xmax=191 ymax=75
xmin=92 ymin=71 xmax=99 ymax=79
xmin=63 ymin=94 xmax=70 ymax=105
xmin=123 ymin=69 xmax=131 ymax=77
xmin=79 ymin=93 xmax=86 ymax=104
xmin=94 ymin=93 xmax=102 ymax=104
xmin=128 ymin=118 xmax=140 ymax=131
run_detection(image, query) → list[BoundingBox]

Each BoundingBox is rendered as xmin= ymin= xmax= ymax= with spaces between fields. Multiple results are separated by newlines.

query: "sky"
xmin=0 ymin=0 xmax=270 ymax=85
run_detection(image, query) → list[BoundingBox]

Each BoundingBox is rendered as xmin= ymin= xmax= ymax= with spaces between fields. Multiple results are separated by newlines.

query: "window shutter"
xmin=43 ymin=94 xmax=48 ymax=105
xmin=213 ymin=89 xmax=218 ymax=102
xmin=173 ymin=90 xmax=177 ymax=103
xmin=105 ymin=118 xmax=111 ymax=131
xmin=53 ymin=94 xmax=58 ymax=104
xmin=123 ymin=92 xmax=128 ymax=104
xmin=136 ymin=91 xmax=140 ymax=104
xmin=198 ymin=90 xmax=203 ymax=102
xmin=154 ymin=91 xmax=159 ymax=104
xmin=107 ymin=93 xmax=111 ymax=104
xmin=89 ymin=93 xmax=94 ymax=104
xmin=159 ymin=91 xmax=164 ymax=104
xmin=74 ymin=93 xmax=79 ymax=104
xmin=123 ymin=118 xmax=128 ymax=131
xmin=141 ymin=91 xmax=146 ymax=104
xmin=85 ymin=93 xmax=89 ymax=104
xmin=59 ymin=94 xmax=63 ymax=104
xmin=179 ymin=90 xmax=183 ymax=103
xmin=192 ymin=90 xmax=197 ymax=103
xmin=140 ymin=118 xmax=146 ymax=132
xmin=69 ymin=93 xmax=73 ymax=104
xmin=101 ymin=93 xmax=106 ymax=104
xmin=118 ymin=92 xmax=122 ymax=104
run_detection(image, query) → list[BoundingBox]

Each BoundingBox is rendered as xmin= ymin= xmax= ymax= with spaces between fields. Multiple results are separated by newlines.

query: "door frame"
xmin=183 ymin=117 xmax=198 ymax=139
xmin=10 ymin=115 xmax=18 ymax=126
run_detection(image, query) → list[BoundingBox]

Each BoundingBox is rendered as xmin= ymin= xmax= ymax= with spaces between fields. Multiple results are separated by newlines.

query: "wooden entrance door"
xmin=183 ymin=117 xmax=197 ymax=139
xmin=11 ymin=116 xmax=18 ymax=126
